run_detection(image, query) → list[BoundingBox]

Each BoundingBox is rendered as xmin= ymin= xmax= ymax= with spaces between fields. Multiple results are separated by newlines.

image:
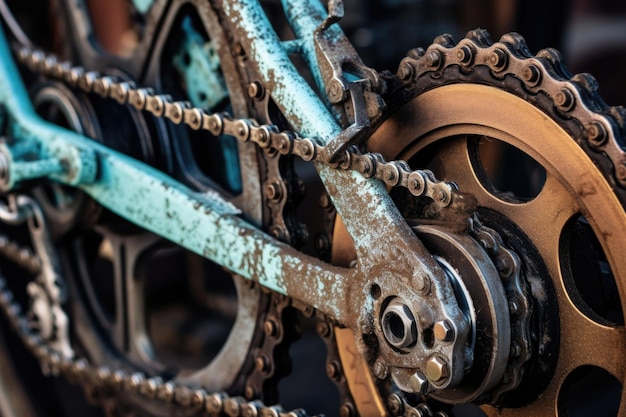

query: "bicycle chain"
xmin=394 ymin=29 xmax=626 ymax=198
xmin=13 ymin=45 xmax=465 ymax=212
xmin=8 ymin=27 xmax=621 ymax=416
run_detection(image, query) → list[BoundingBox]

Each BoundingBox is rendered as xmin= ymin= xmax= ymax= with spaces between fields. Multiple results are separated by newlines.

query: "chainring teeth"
xmin=395 ymin=29 xmax=626 ymax=192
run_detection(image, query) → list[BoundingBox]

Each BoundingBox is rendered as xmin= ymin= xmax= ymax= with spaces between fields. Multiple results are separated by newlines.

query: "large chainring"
xmin=334 ymin=29 xmax=626 ymax=416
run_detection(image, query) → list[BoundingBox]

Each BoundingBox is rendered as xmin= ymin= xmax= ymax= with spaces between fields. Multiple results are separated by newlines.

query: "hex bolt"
xmin=425 ymin=356 xmax=449 ymax=383
xmin=381 ymin=298 xmax=418 ymax=350
xmin=409 ymin=370 xmax=430 ymax=395
xmin=433 ymin=320 xmax=454 ymax=342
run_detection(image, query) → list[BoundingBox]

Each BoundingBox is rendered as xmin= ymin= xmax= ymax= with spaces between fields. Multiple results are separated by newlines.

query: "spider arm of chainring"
xmin=0 ymin=1 xmax=470 ymax=391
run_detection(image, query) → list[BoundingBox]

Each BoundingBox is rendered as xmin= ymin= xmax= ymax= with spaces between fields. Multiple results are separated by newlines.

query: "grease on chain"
xmin=15 ymin=46 xmax=459 ymax=209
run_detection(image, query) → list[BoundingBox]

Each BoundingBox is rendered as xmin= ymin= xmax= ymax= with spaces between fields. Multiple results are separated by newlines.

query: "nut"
xmin=381 ymin=298 xmax=417 ymax=350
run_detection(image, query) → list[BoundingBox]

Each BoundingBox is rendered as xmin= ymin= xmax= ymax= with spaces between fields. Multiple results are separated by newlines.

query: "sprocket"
xmin=330 ymin=29 xmax=626 ymax=416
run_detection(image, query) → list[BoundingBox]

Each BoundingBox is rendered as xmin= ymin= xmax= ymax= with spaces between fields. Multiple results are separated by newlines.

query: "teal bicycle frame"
xmin=0 ymin=0 xmax=460 ymax=337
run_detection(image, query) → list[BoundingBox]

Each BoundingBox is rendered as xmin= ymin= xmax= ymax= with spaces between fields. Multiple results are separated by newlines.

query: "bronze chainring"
xmin=330 ymin=29 xmax=626 ymax=416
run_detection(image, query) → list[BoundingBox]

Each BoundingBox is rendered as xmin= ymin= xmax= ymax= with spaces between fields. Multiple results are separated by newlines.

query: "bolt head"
xmin=263 ymin=319 xmax=279 ymax=337
xmin=247 ymin=81 xmax=264 ymax=99
xmin=433 ymin=320 xmax=454 ymax=342
xmin=255 ymin=355 xmax=269 ymax=373
xmin=266 ymin=182 xmax=282 ymax=201
xmin=409 ymin=371 xmax=430 ymax=395
xmin=425 ymin=356 xmax=449 ymax=383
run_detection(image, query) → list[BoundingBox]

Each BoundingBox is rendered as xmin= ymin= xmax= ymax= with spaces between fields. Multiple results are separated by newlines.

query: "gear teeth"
xmin=499 ymin=33 xmax=532 ymax=57
xmin=465 ymin=29 xmax=492 ymax=47
xmin=572 ymin=73 xmax=600 ymax=96
xmin=536 ymin=48 xmax=572 ymax=79
xmin=608 ymin=106 xmax=626 ymax=131
xmin=433 ymin=33 xmax=456 ymax=48
xmin=407 ymin=47 xmax=425 ymax=60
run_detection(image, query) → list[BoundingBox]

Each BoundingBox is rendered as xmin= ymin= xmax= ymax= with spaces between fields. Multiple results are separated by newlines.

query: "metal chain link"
xmin=396 ymin=29 xmax=626 ymax=192
xmin=14 ymin=46 xmax=462 ymax=211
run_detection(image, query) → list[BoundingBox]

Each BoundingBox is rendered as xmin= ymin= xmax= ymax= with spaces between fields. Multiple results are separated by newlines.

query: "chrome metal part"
xmin=381 ymin=298 xmax=418 ymax=351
